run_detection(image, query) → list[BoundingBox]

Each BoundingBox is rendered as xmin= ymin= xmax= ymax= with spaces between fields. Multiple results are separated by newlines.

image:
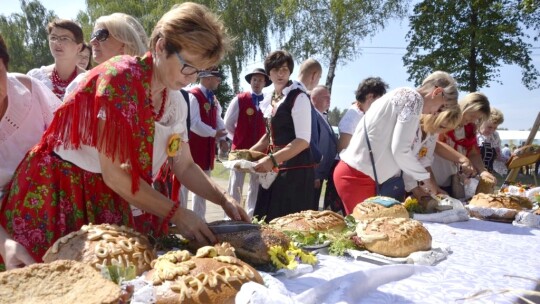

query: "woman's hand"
xmin=1 ymin=238 xmax=35 ymax=270
xmin=254 ymin=156 xmax=274 ymax=173
xmin=459 ymin=159 xmax=476 ymax=177
xmin=419 ymin=178 xmax=438 ymax=196
xmin=221 ymin=195 xmax=250 ymax=222
xmin=171 ymin=208 xmax=217 ymax=245
xmin=480 ymin=170 xmax=497 ymax=184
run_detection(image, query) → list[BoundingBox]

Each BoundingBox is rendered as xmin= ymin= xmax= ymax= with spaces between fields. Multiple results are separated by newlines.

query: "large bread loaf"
xmin=355 ymin=217 xmax=432 ymax=258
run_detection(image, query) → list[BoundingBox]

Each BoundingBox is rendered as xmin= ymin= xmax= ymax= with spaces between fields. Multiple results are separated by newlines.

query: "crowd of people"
xmin=0 ymin=2 xmax=519 ymax=271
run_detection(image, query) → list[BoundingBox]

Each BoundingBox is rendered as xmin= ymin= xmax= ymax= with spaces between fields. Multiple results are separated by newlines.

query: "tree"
xmin=0 ymin=0 xmax=56 ymax=73
xmin=403 ymin=0 xmax=539 ymax=92
xmin=79 ymin=0 xmax=279 ymax=108
xmin=521 ymin=0 xmax=540 ymax=40
xmin=277 ymin=0 xmax=409 ymax=93
xmin=327 ymin=106 xmax=347 ymax=126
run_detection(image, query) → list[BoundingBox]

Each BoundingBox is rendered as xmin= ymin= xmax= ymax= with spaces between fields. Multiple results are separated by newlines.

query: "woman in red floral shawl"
xmin=431 ymin=92 xmax=496 ymax=195
xmin=0 ymin=2 xmax=249 ymax=270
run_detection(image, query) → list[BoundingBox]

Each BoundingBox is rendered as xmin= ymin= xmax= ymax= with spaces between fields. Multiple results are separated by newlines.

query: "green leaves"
xmin=404 ymin=0 xmax=540 ymax=91
xmin=100 ymin=264 xmax=137 ymax=285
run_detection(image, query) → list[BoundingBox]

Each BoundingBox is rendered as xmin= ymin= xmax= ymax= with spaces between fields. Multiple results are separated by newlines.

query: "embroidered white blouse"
xmin=0 ymin=74 xmax=61 ymax=193
xmin=340 ymin=87 xmax=430 ymax=183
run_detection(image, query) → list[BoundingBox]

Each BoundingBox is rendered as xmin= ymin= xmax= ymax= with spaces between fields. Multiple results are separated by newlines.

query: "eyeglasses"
xmin=49 ymin=35 xmax=75 ymax=44
xmin=175 ymin=52 xmax=208 ymax=76
xmin=90 ymin=29 xmax=109 ymax=42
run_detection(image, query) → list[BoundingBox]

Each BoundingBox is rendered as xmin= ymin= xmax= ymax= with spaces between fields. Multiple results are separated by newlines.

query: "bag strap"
xmin=363 ymin=118 xmax=381 ymax=194
xmin=180 ymin=89 xmax=191 ymax=133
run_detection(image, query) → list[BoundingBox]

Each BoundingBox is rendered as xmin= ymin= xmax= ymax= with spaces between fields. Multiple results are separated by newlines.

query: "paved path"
xmin=186 ymin=174 xmax=324 ymax=223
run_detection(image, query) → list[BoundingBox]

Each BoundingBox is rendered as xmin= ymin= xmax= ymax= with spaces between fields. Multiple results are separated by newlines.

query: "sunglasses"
xmin=91 ymin=28 xmax=109 ymax=42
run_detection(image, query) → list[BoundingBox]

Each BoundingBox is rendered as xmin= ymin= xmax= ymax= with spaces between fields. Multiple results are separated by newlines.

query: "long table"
xmin=272 ymin=218 xmax=540 ymax=303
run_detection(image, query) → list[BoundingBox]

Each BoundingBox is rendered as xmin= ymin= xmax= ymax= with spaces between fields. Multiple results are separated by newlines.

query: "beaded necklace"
xmin=50 ymin=67 xmax=78 ymax=99
xmin=155 ymin=89 xmax=168 ymax=121
xmin=272 ymin=91 xmax=284 ymax=105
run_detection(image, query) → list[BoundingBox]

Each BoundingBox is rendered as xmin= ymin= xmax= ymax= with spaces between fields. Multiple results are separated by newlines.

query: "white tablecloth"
xmin=273 ymin=219 xmax=540 ymax=303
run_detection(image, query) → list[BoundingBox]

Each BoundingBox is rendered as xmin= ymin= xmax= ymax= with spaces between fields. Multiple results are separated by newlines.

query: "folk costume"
xmin=180 ymin=82 xmax=225 ymax=218
xmin=0 ymin=53 xmax=188 ymax=264
xmin=253 ymin=81 xmax=315 ymax=221
xmin=224 ymin=68 xmax=269 ymax=217
xmin=432 ymin=123 xmax=478 ymax=188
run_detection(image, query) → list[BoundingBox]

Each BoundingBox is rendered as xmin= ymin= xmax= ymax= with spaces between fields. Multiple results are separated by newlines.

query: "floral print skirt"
xmin=0 ymin=150 xmax=133 ymax=264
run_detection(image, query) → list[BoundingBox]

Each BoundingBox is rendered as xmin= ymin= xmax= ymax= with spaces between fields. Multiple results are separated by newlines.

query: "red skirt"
xmin=333 ymin=160 xmax=376 ymax=215
xmin=0 ymin=151 xmax=133 ymax=264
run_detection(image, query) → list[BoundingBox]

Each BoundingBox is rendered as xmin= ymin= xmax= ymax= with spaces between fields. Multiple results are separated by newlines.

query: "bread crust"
xmin=187 ymin=222 xmax=290 ymax=266
xmin=468 ymin=193 xmax=533 ymax=221
xmin=148 ymin=246 xmax=263 ymax=304
xmin=228 ymin=149 xmax=266 ymax=161
xmin=352 ymin=202 xmax=409 ymax=220
xmin=355 ymin=217 xmax=432 ymax=258
xmin=0 ymin=260 xmax=121 ymax=304
xmin=269 ymin=210 xmax=346 ymax=233
xmin=43 ymin=223 xmax=156 ymax=275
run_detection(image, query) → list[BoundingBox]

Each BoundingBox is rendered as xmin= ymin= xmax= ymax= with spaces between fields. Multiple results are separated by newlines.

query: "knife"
xmin=208 ymin=223 xmax=260 ymax=234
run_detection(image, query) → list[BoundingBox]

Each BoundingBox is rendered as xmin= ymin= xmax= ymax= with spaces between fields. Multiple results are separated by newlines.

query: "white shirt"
xmin=55 ymin=90 xmax=189 ymax=180
xmin=1 ymin=74 xmax=61 ymax=193
xmin=189 ymin=84 xmax=225 ymax=139
xmin=259 ymin=81 xmax=311 ymax=142
xmin=340 ymin=87 xmax=430 ymax=183
xmin=224 ymin=89 xmax=264 ymax=140
xmin=338 ymin=104 xmax=364 ymax=135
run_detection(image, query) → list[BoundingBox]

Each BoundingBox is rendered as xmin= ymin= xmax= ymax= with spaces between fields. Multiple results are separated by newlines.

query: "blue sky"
xmin=3 ymin=0 xmax=539 ymax=130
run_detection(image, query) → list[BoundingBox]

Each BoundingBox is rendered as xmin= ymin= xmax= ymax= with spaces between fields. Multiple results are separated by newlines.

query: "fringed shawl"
xmin=38 ymin=52 xmax=156 ymax=193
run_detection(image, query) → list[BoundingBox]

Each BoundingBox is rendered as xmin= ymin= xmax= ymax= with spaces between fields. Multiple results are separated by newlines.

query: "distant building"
xmin=497 ymin=130 xmax=540 ymax=148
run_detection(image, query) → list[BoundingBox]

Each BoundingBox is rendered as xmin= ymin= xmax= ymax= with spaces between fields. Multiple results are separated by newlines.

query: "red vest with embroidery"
xmin=189 ymin=87 xmax=217 ymax=170
xmin=231 ymin=92 xmax=265 ymax=150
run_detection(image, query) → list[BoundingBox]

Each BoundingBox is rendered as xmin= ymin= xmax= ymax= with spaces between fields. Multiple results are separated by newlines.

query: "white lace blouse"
xmin=0 ymin=74 xmax=61 ymax=193
xmin=340 ymin=87 xmax=431 ymax=183
xmin=55 ymin=90 xmax=189 ymax=180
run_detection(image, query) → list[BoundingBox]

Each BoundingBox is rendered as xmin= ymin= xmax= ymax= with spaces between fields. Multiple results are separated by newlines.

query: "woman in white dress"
xmin=27 ymin=19 xmax=86 ymax=100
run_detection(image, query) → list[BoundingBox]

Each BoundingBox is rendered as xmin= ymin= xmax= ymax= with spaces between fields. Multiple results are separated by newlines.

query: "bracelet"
xmin=268 ymin=152 xmax=279 ymax=168
xmin=163 ymin=201 xmax=180 ymax=224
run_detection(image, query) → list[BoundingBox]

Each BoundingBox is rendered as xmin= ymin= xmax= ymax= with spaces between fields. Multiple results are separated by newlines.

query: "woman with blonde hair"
xmin=432 ymin=92 xmax=494 ymax=195
xmin=477 ymin=108 xmax=505 ymax=174
xmin=65 ymin=13 xmax=149 ymax=98
xmin=0 ymin=2 xmax=247 ymax=270
xmin=334 ymin=71 xmax=459 ymax=214
xmin=404 ymin=107 xmax=477 ymax=199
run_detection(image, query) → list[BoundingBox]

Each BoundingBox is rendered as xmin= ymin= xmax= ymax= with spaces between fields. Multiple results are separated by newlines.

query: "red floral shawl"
xmin=38 ymin=52 xmax=156 ymax=193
